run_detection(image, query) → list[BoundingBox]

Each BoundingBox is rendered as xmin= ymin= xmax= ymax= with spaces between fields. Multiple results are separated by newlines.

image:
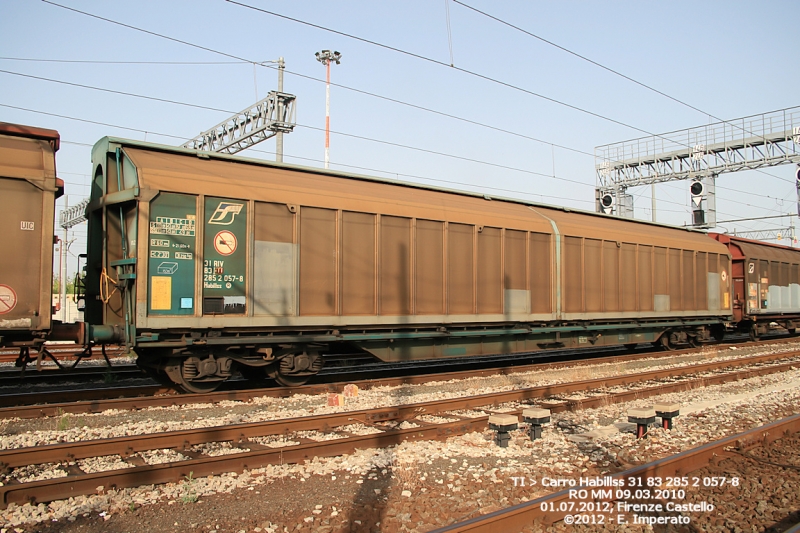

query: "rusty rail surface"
xmin=1 ymin=338 xmax=797 ymax=418
xmin=0 ymin=351 xmax=798 ymax=507
xmin=432 ymin=413 xmax=800 ymax=532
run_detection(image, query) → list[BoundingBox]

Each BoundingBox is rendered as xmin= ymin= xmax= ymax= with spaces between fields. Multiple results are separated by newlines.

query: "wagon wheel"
xmin=165 ymin=357 xmax=224 ymax=394
xmin=748 ymin=324 xmax=760 ymax=342
xmin=272 ymin=350 xmax=323 ymax=387
xmin=623 ymin=343 xmax=637 ymax=352
xmin=274 ymin=370 xmax=313 ymax=387
xmin=659 ymin=333 xmax=677 ymax=351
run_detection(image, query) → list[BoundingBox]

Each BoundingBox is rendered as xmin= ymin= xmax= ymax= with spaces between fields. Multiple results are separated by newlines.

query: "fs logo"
xmin=208 ymin=202 xmax=243 ymax=225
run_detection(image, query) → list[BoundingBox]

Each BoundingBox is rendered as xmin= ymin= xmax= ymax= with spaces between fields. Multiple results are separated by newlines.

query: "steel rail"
xmin=3 ymin=356 xmax=798 ymax=470
xmin=784 ymin=523 xmax=800 ymax=533
xmin=0 ymin=365 xmax=142 ymax=384
xmin=0 ymin=352 xmax=798 ymax=507
xmin=432 ymin=413 xmax=800 ymax=531
xmin=0 ymin=336 xmax=794 ymax=418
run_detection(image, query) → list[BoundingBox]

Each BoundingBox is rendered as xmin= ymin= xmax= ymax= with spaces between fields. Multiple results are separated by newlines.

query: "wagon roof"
xmin=0 ymin=122 xmax=60 ymax=151
xmin=96 ymin=136 xmax=725 ymax=249
xmin=710 ymin=233 xmax=800 ymax=262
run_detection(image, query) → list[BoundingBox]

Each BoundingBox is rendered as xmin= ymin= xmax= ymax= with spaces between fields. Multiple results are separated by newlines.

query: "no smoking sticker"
xmin=214 ymin=230 xmax=237 ymax=256
xmin=0 ymin=285 xmax=17 ymax=314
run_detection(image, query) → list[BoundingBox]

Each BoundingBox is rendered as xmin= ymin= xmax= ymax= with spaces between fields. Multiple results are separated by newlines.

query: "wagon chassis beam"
xmin=135 ymin=318 xmax=726 ymax=349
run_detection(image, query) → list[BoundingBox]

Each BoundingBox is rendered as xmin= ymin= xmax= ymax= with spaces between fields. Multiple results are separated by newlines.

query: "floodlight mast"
xmin=315 ymin=50 xmax=342 ymax=169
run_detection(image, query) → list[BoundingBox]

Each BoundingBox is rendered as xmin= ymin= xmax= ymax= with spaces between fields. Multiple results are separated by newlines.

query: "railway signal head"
xmin=690 ymin=180 xmax=705 ymax=207
xmin=600 ymin=193 xmax=614 ymax=214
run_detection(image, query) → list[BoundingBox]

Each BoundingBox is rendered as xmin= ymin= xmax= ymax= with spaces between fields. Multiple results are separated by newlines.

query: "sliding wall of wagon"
xmin=115 ymin=143 xmax=730 ymax=340
xmin=292 ymin=210 xmax=556 ymax=319
xmin=559 ymin=237 xmax=726 ymax=314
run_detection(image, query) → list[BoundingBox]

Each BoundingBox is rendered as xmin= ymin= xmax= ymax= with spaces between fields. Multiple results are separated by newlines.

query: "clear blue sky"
xmin=2 ymin=0 xmax=799 ymax=276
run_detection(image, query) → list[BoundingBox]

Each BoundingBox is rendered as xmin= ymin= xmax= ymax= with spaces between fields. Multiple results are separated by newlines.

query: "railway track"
xmin=1 ymin=347 xmax=798 ymax=508
xmin=1 ymin=337 xmax=796 ymax=418
xmin=0 ymin=364 xmax=144 ymax=389
xmin=0 ymin=335 xmax=789 ymax=408
xmin=0 ymin=345 xmax=125 ymax=365
xmin=433 ymin=414 xmax=800 ymax=532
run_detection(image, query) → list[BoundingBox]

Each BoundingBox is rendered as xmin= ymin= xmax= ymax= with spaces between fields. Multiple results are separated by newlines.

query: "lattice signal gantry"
xmin=182 ymin=91 xmax=297 ymax=155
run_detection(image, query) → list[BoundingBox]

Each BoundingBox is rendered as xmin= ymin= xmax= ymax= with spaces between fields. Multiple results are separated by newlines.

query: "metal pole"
xmin=276 ymin=57 xmax=285 ymax=163
xmin=325 ymin=58 xmax=331 ymax=169
xmin=651 ymin=183 xmax=656 ymax=222
xmin=60 ymin=197 xmax=68 ymax=322
xmin=315 ymin=50 xmax=341 ymax=169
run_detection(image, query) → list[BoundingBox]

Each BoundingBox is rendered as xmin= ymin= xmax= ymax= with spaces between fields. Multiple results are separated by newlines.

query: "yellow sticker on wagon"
xmin=151 ymin=276 xmax=172 ymax=310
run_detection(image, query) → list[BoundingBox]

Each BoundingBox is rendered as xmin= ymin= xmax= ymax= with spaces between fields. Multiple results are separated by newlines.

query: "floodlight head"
xmin=315 ymin=50 xmax=342 ymax=65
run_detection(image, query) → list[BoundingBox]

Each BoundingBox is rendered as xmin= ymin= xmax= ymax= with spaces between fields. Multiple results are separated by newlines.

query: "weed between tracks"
xmin=53 ymin=409 xmax=85 ymax=431
xmin=181 ymin=471 xmax=199 ymax=504
xmin=103 ymin=367 xmax=117 ymax=384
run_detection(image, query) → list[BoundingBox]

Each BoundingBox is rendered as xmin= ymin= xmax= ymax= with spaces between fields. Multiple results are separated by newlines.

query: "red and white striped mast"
xmin=315 ymin=50 xmax=342 ymax=169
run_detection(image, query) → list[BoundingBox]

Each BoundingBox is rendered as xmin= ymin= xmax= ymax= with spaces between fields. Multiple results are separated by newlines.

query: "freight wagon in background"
xmin=82 ymin=136 xmax=733 ymax=392
xmin=0 ymin=123 xmax=62 ymax=350
xmin=711 ymin=233 xmax=800 ymax=339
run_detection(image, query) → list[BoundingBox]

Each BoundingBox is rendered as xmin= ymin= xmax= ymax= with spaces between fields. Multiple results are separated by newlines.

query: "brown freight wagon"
xmin=710 ymin=233 xmax=800 ymax=339
xmin=83 ymin=137 xmax=733 ymax=392
xmin=0 ymin=123 xmax=62 ymax=350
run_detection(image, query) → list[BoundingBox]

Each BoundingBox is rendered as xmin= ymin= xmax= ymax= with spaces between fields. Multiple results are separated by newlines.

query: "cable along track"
xmin=1 ymin=350 xmax=799 ymax=507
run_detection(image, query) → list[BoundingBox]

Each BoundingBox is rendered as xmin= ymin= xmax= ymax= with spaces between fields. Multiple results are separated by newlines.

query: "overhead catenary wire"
xmin=26 ymin=1 xmax=797 ymax=223
xmin=452 ymin=1 xmax=721 ymax=122
xmin=223 ymin=0 xmax=684 ymax=142
xmin=11 ymin=102 xmax=787 ymax=223
xmin=1 ymin=103 xmax=597 ymax=206
xmin=450 ymin=1 xmax=789 ymax=183
xmin=0 ymin=74 xmax=590 ymax=188
xmin=0 ymin=56 xmax=247 ymax=65
xmin=5 ymin=97 xmax=789 ymax=220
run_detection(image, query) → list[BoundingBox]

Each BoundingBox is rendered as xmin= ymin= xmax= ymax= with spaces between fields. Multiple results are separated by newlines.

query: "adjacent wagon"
xmin=710 ymin=233 xmax=800 ymax=339
xmin=0 ymin=123 xmax=62 ymax=350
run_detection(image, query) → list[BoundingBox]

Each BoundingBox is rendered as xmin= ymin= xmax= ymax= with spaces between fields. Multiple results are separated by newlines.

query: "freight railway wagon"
xmin=0 ymin=123 xmax=62 ymax=349
xmin=82 ymin=137 xmax=733 ymax=392
xmin=710 ymin=233 xmax=800 ymax=339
